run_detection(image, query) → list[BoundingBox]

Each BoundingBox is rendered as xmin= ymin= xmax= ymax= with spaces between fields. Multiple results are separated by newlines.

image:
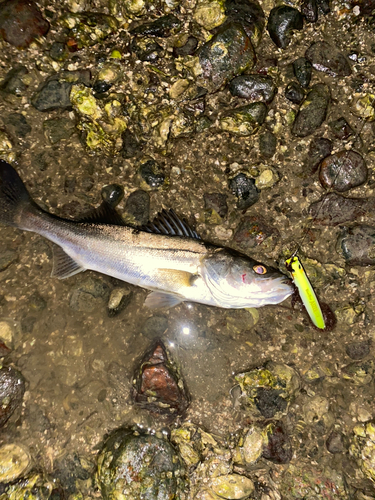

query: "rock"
xmin=53 ymin=454 xmax=91 ymax=495
xmin=329 ymin=117 xmax=353 ymax=139
xmin=173 ymin=36 xmax=198 ymax=57
xmin=204 ymin=192 xmax=228 ymax=218
xmin=101 ymin=184 xmax=124 ymax=208
xmin=69 ymin=277 xmax=110 ymax=312
xmin=305 ymin=41 xmax=351 ymax=77
xmin=317 ymin=0 xmax=330 ymax=14
xmin=0 ymin=249 xmax=17 ymax=271
xmin=233 ymin=215 xmax=279 ymax=250
xmin=219 ymin=102 xmax=267 ymax=136
xmin=198 ymin=23 xmax=256 ymax=93
xmin=0 ymin=0 xmax=49 ymax=48
xmin=301 ymin=0 xmax=318 ymax=22
xmin=0 ymin=366 xmax=25 ymax=427
xmin=319 ymin=150 xmax=367 ymax=192
xmin=0 ymin=444 xmax=31 ymax=482
xmin=129 ymin=14 xmax=182 ymax=37
xmin=60 ymin=11 xmax=118 ymax=49
xmin=132 ymin=341 xmax=190 ymax=415
xmin=259 ymin=130 xmax=276 ymax=158
xmin=337 ymin=225 xmax=375 ymax=266
xmin=229 ymin=74 xmax=276 ymax=103
xmin=293 ymin=57 xmax=312 ymax=88
xmin=342 ymin=360 xmax=373 ymax=385
xmin=280 ymin=462 xmax=346 ymax=498
xmin=64 ymin=176 xmax=75 ymax=194
xmin=3 ymin=113 xmax=31 ymax=140
xmin=292 ymin=83 xmax=330 ymax=137
xmin=1 ymin=473 xmax=51 ymax=498
xmin=308 ymin=193 xmax=373 ymax=225
xmin=234 ymin=362 xmax=300 ymax=419
xmin=353 ymin=93 xmax=375 ymax=121
xmin=267 ymin=5 xmax=303 ymax=49
xmin=350 ymin=421 xmax=375 ymax=482
xmin=233 ymin=425 xmax=266 ymax=465
xmin=229 ymin=173 xmax=260 ymax=210
xmin=304 ymin=137 xmax=332 ymax=172
xmin=141 ymin=315 xmax=168 ymax=339
xmin=32 ymin=80 xmax=73 ymax=112
xmin=262 ymin=422 xmax=292 ymax=464
xmin=211 ymin=474 xmax=254 ymax=499
xmin=346 ymin=340 xmax=371 ymax=360
xmin=43 ymin=117 xmax=76 ymax=144
xmin=49 ymin=41 xmax=69 ymax=62
xmin=139 ymin=159 xmax=165 ymax=189
xmin=0 ymin=130 xmax=15 ymax=164
xmin=124 ymin=190 xmax=150 ymax=225
xmin=93 ymin=80 xmax=112 ymax=94
xmin=0 ymin=65 xmax=28 ymax=95
xmin=130 ymin=37 xmax=164 ymax=63
xmin=131 ymin=38 xmax=164 ymax=63
xmin=97 ymin=428 xmax=186 ymax=500
xmin=285 ymin=81 xmax=305 ymax=104
xmin=107 ymin=288 xmax=133 ymax=317
xmin=326 ymin=431 xmax=346 ymax=454
xmin=194 ymin=0 xmax=227 ymax=30
xmin=225 ymin=0 xmax=265 ymax=47
xmin=0 ymin=321 xmax=14 ymax=353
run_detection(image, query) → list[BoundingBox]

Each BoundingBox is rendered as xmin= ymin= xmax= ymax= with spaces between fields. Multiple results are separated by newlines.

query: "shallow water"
xmin=1 ymin=0 xmax=375 ymax=497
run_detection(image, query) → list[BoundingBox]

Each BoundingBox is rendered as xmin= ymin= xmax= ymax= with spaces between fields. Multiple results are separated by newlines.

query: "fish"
xmin=0 ymin=160 xmax=293 ymax=309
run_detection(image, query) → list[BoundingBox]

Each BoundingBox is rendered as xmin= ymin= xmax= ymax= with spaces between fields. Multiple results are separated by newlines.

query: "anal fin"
xmin=145 ymin=291 xmax=185 ymax=308
xmin=51 ymin=244 xmax=86 ymax=279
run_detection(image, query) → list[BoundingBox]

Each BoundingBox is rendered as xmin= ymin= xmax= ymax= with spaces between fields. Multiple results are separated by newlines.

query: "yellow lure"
xmin=285 ymin=256 xmax=325 ymax=330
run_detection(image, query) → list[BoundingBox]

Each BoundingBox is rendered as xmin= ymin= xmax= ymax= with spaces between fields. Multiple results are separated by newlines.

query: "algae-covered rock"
xmin=225 ymin=0 xmax=265 ymax=48
xmin=96 ymin=427 xmax=186 ymax=499
xmin=59 ymin=11 xmax=118 ymax=49
xmin=70 ymin=84 xmax=128 ymax=154
xmin=194 ymin=0 xmax=226 ymax=30
xmin=0 ymin=473 xmax=53 ymax=500
xmin=0 ymin=130 xmax=15 ymax=163
xmin=196 ymin=23 xmax=256 ymax=93
xmin=280 ymin=461 xmax=347 ymax=498
xmin=350 ymin=421 xmax=375 ymax=483
xmin=0 ymin=444 xmax=31 ymax=482
xmin=219 ymin=102 xmax=267 ymax=136
xmin=0 ymin=366 xmax=25 ymax=427
xmin=234 ymin=362 xmax=300 ymax=419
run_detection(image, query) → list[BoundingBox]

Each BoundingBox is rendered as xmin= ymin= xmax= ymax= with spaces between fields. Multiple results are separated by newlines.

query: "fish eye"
xmin=253 ymin=265 xmax=267 ymax=275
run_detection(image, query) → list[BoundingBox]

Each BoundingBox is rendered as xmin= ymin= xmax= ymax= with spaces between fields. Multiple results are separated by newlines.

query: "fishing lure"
xmin=285 ymin=255 xmax=325 ymax=329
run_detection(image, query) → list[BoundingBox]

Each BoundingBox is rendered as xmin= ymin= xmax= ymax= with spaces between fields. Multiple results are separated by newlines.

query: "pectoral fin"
xmin=144 ymin=269 xmax=197 ymax=308
xmin=51 ymin=244 xmax=86 ymax=279
xmin=145 ymin=291 xmax=185 ymax=308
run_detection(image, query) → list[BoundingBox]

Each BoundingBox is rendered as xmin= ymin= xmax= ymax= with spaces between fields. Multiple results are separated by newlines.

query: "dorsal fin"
xmin=142 ymin=209 xmax=201 ymax=239
xmin=78 ymin=201 xmax=125 ymax=226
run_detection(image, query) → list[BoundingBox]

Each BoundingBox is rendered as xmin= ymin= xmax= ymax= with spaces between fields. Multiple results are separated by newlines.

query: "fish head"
xmin=201 ymin=248 xmax=293 ymax=308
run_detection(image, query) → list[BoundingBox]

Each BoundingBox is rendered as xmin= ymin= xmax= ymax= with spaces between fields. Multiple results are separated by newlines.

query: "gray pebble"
xmin=319 ymin=150 xmax=367 ymax=192
xmin=125 ymin=190 xmax=150 ymax=225
xmin=70 ymin=277 xmax=110 ymax=312
xmin=292 ymin=83 xmax=330 ymax=137
xmin=32 ymin=80 xmax=73 ymax=112
xmin=267 ymin=6 xmax=303 ymax=49
xmin=346 ymin=340 xmax=370 ymax=360
xmin=305 ymin=41 xmax=351 ymax=77
xmin=337 ymin=225 xmax=375 ymax=266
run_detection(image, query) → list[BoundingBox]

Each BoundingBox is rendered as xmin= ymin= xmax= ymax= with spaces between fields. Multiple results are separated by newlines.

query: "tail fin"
xmin=0 ymin=160 xmax=38 ymax=228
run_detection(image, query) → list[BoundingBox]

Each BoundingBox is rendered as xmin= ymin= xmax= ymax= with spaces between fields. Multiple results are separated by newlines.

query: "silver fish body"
xmin=0 ymin=161 xmax=293 ymax=309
